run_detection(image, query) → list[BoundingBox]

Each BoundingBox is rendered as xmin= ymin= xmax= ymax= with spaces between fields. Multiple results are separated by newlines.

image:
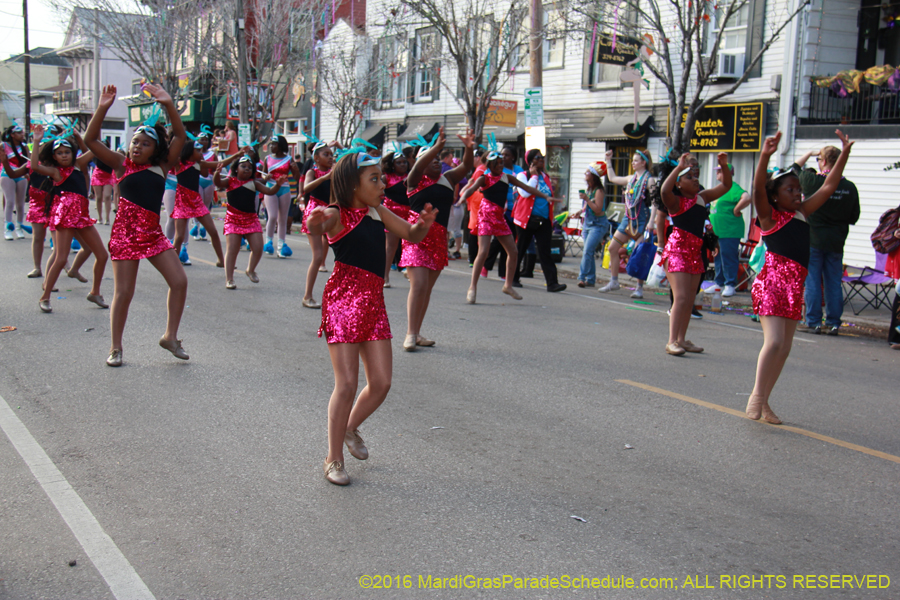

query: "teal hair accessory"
xmin=391 ymin=141 xmax=404 ymax=159
xmin=350 ymin=138 xmax=377 ymax=151
xmin=143 ymin=103 xmax=163 ymax=128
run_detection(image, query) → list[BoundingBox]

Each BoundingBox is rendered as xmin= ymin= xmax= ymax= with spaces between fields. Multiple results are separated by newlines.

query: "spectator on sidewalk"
xmin=709 ymin=162 xmax=750 ymax=297
xmin=792 ymin=146 xmax=860 ymax=335
xmin=574 ymin=161 xmax=609 ymax=288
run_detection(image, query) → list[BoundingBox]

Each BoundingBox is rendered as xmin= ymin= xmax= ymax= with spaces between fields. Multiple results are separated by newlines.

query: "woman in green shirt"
xmin=710 ymin=163 xmax=750 ymax=296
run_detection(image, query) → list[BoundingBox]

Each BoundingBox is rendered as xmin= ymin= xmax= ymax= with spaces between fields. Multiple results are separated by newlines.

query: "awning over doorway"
xmin=359 ymin=123 xmax=386 ymax=147
xmin=396 ymin=118 xmax=440 ymax=142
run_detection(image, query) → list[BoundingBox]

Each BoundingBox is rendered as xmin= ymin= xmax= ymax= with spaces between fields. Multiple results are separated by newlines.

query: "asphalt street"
xmin=0 ymin=224 xmax=898 ymax=600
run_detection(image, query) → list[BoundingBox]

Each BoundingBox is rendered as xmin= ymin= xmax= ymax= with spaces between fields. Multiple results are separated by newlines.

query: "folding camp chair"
xmin=842 ymin=252 xmax=895 ymax=315
xmin=562 ymin=216 xmax=584 ymax=257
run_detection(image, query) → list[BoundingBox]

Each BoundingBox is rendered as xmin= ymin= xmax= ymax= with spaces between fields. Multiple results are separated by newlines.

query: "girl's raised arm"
xmin=753 ymin=133 xmax=781 ymax=225
xmin=85 ymin=85 xmax=125 ymax=171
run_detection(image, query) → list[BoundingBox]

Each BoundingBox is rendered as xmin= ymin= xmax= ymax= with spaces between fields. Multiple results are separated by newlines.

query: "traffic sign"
xmin=524 ymin=87 xmax=543 ymax=127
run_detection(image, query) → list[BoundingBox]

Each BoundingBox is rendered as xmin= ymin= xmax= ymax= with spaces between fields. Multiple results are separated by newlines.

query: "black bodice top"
xmin=119 ymin=165 xmax=166 ymax=214
xmin=331 ymin=210 xmax=386 ymax=276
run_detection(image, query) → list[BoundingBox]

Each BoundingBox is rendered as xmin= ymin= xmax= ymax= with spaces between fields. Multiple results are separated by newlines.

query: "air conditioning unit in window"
xmin=714 ymin=52 xmax=745 ymax=78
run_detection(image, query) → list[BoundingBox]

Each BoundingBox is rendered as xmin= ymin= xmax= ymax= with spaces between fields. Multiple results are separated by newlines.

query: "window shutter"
xmin=408 ymin=37 xmax=417 ymax=101
xmin=582 ymin=34 xmax=592 ymax=88
xmin=746 ymin=0 xmax=766 ymax=78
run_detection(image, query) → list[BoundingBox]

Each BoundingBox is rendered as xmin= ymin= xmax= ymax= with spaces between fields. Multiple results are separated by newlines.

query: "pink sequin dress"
xmin=383 ymin=173 xmax=410 ymax=220
xmin=171 ymin=161 xmax=209 ymax=219
xmin=400 ymin=174 xmax=451 ymax=271
xmin=49 ymin=166 xmax=94 ymax=231
xmin=222 ymin=176 xmax=263 ymax=235
xmin=752 ymin=209 xmax=809 ymax=320
xmin=109 ymin=158 xmax=172 ymax=261
xmin=663 ymin=195 xmax=706 ymax=274
xmin=25 ymin=165 xmax=49 ymax=225
xmin=318 ymin=206 xmax=392 ymax=344
xmin=89 ymin=160 xmax=116 ymax=187
xmin=476 ymin=172 xmax=513 ymax=237
xmin=302 ymin=167 xmax=331 ymax=234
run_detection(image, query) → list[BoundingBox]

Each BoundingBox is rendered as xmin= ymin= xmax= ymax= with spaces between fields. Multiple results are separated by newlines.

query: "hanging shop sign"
xmin=668 ymin=102 xmax=765 ymax=152
xmin=592 ymin=34 xmax=640 ymax=66
xmin=486 ymin=99 xmax=518 ymax=128
xmin=226 ymin=81 xmax=275 ymax=123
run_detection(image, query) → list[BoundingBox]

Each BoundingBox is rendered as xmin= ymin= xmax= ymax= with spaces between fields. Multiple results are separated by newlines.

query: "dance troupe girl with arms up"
xmin=213 ymin=157 xmax=287 ymax=289
xmin=460 ymin=136 xmax=549 ymax=303
xmin=401 ymin=127 xmax=475 ymax=350
xmin=306 ymin=150 xmax=437 ymax=485
xmin=659 ymin=151 xmax=731 ymax=356
xmin=84 ymin=83 xmax=191 ymax=367
xmin=300 ymin=138 xmax=334 ymax=308
xmin=748 ymin=130 xmax=853 ymax=423
xmin=31 ymin=127 xmax=108 ymax=313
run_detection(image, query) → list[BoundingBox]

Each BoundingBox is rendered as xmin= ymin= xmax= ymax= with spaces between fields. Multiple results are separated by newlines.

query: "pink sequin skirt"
xmin=25 ymin=189 xmax=48 ymax=225
xmin=318 ymin=262 xmax=392 ymax=344
xmin=663 ymin=227 xmax=704 ymax=274
xmin=752 ymin=252 xmax=808 ymax=321
xmin=477 ymin=201 xmax=511 ymax=237
xmin=400 ymin=214 xmax=448 ymax=271
xmin=301 ymin=198 xmax=328 ymax=234
xmin=383 ymin=197 xmax=410 ymax=221
xmin=90 ymin=169 xmax=116 ymax=187
xmin=171 ymin=187 xmax=209 ymax=219
xmin=109 ymin=198 xmax=173 ymax=261
xmin=49 ymin=192 xmax=95 ymax=231
xmin=224 ymin=207 xmax=262 ymax=235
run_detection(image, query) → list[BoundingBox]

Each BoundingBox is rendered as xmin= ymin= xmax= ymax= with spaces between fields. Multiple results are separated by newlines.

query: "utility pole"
xmin=235 ymin=0 xmax=249 ymax=123
xmin=528 ymin=0 xmax=542 ymax=88
xmin=23 ymin=0 xmax=31 ymax=134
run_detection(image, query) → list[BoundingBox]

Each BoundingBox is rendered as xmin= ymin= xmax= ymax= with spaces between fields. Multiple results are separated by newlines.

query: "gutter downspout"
xmin=778 ymin=0 xmax=805 ymax=167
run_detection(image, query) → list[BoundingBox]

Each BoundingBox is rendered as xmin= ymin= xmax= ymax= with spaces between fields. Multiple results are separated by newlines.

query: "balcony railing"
xmin=803 ymin=81 xmax=900 ymax=125
xmin=52 ymin=89 xmax=93 ymax=113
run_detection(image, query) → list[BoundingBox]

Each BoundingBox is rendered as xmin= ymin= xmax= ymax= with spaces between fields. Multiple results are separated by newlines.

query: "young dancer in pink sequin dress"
xmin=659 ymin=152 xmax=731 ymax=357
xmin=85 ymin=84 xmax=192 ymax=367
xmin=747 ymin=130 xmax=854 ymax=424
xmin=306 ymin=150 xmax=436 ymax=486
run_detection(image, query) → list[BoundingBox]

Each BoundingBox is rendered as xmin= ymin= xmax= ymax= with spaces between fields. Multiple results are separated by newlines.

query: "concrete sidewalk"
xmin=550 ymin=254 xmax=895 ymax=341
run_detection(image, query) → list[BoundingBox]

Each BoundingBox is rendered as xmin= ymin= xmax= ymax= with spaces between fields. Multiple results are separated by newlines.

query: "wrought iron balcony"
xmin=803 ymin=81 xmax=900 ymax=125
xmin=52 ymin=89 xmax=93 ymax=113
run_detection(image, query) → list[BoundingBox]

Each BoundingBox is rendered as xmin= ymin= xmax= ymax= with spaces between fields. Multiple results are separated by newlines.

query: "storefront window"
xmin=545 ymin=144 xmax=569 ymax=201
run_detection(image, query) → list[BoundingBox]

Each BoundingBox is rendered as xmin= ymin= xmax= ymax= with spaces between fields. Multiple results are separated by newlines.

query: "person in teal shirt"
xmin=710 ymin=163 xmax=750 ymax=296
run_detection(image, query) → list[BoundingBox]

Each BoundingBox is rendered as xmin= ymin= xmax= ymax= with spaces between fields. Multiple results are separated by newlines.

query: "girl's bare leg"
xmin=110 ymin=259 xmax=139 ymax=351
xmin=747 ymin=316 xmax=794 ymax=424
xmin=146 ymin=248 xmax=188 ymax=342
xmin=30 ymin=222 xmax=47 ymax=273
xmin=246 ymin=232 xmax=263 ymax=274
xmin=77 ymin=226 xmax=109 ymax=297
xmin=93 ymin=185 xmax=104 ymax=222
xmin=499 ymin=234 xmax=519 ymax=290
xmin=347 ymin=339 xmax=393 ymax=432
xmin=319 ymin=237 xmax=329 ymax=270
xmin=42 ymin=228 xmax=74 ymax=302
xmin=304 ymin=233 xmax=326 ymax=301
xmin=102 ymin=186 xmax=112 ymax=223
xmin=326 ymin=342 xmax=361 ymax=464
xmin=667 ymin=271 xmax=694 ymax=346
xmin=384 ymin=232 xmax=400 ymax=283
xmin=406 ymin=268 xmax=441 ymax=336
xmin=469 ymin=235 xmax=492 ymax=293
xmin=172 ymin=219 xmax=188 ymax=257
xmin=197 ymin=213 xmax=224 ymax=266
xmin=224 ymin=233 xmax=241 ymax=282
xmin=677 ymin=273 xmax=702 ymax=341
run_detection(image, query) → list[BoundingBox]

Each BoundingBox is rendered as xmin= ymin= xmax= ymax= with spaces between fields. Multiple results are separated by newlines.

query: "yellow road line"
xmin=188 ymin=257 xmax=218 ymax=267
xmin=616 ymin=379 xmax=900 ymax=465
